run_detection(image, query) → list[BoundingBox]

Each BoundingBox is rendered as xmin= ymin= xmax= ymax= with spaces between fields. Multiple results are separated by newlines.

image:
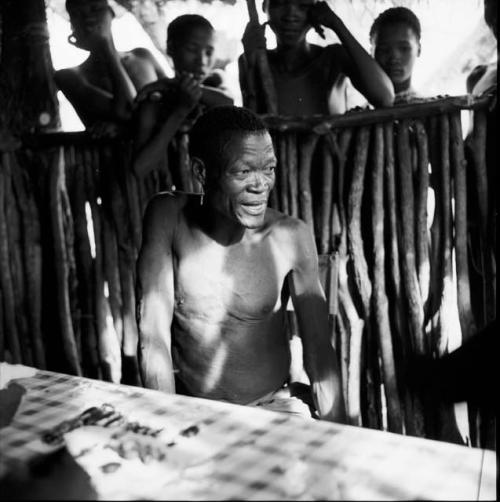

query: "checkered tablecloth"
xmin=0 ymin=365 xmax=496 ymax=500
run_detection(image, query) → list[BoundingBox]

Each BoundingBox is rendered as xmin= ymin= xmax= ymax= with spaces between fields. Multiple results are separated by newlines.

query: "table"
xmin=0 ymin=364 xmax=496 ymax=500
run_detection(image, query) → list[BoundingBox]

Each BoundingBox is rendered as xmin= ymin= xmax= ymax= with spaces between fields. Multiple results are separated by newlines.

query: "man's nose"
xmin=248 ymin=171 xmax=268 ymax=191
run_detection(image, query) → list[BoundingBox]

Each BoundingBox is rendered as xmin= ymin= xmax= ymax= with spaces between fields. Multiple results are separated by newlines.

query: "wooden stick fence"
xmin=0 ymin=95 xmax=495 ymax=448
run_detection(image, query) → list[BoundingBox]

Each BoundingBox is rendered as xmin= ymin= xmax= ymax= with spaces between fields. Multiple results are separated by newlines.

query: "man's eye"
xmin=230 ymin=169 xmax=249 ymax=177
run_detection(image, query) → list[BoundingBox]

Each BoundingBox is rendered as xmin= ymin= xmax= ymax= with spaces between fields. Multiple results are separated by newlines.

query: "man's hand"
xmin=308 ymin=1 xmax=340 ymax=33
xmin=242 ymin=21 xmax=267 ymax=66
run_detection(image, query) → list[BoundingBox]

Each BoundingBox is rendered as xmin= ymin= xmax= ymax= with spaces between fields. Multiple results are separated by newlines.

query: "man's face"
xmin=373 ymin=23 xmax=420 ymax=85
xmin=208 ymin=132 xmax=276 ymax=229
xmin=68 ymin=0 xmax=113 ymax=49
xmin=264 ymin=0 xmax=316 ymax=47
xmin=169 ymin=27 xmax=215 ymax=82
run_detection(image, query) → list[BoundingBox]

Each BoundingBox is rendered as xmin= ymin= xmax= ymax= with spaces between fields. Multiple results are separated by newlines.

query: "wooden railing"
xmin=0 ymin=95 xmax=495 ymax=448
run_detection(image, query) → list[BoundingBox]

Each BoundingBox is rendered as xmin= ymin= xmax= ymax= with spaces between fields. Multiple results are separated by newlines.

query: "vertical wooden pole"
xmin=245 ymin=0 xmax=278 ymax=114
xmin=0 ymin=0 xmax=60 ymax=134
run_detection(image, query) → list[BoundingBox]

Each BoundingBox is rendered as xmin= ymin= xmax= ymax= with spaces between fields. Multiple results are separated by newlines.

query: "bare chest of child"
xmin=268 ymin=44 xmax=347 ymax=116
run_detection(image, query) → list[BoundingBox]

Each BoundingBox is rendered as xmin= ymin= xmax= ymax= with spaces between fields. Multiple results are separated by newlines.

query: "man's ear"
xmin=191 ymin=156 xmax=206 ymax=188
xmin=262 ymin=0 xmax=268 ymax=14
xmin=417 ymin=42 xmax=421 ymax=57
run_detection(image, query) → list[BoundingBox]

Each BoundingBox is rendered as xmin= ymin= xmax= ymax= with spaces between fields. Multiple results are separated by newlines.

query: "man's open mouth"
xmin=241 ymin=201 xmax=267 ymax=215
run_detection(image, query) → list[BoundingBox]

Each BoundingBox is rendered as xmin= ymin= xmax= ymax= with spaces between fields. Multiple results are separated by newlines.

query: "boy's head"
xmin=190 ymin=106 xmax=276 ymax=228
xmin=370 ymin=7 xmax=421 ymax=89
xmin=262 ymin=0 xmax=317 ymax=48
xmin=166 ymin=14 xmax=215 ymax=82
xmin=66 ymin=0 xmax=115 ymax=50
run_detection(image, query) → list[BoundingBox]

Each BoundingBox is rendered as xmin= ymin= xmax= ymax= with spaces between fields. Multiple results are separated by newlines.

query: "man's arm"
xmin=136 ymin=194 xmax=177 ymax=392
xmin=288 ymin=219 xmax=346 ymax=423
xmin=310 ymin=2 xmax=394 ymax=108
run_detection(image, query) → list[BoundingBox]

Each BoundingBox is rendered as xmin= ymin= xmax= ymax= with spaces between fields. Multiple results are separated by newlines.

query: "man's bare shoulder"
xmin=145 ymin=191 xmax=188 ymax=217
xmin=265 ymin=208 xmax=311 ymax=239
xmin=141 ymin=192 xmax=190 ymax=242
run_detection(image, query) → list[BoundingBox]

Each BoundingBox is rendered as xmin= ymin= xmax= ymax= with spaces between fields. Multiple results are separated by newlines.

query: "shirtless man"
xmin=239 ymin=0 xmax=394 ymax=115
xmin=55 ymin=0 xmax=165 ymax=137
xmin=136 ymin=106 xmax=345 ymax=422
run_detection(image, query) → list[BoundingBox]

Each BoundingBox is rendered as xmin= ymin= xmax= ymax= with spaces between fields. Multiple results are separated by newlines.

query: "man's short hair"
xmin=189 ymin=106 xmax=269 ymax=178
xmin=369 ymin=7 xmax=421 ymax=43
xmin=167 ymin=14 xmax=214 ymax=47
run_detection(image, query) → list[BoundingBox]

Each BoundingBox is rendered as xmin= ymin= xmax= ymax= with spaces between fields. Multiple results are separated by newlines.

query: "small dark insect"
xmin=101 ymin=462 xmax=121 ymax=474
xmin=180 ymin=425 xmax=199 ymax=437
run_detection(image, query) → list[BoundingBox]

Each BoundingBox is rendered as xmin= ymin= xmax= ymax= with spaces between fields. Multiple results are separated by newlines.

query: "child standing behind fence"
xmin=239 ymin=0 xmax=394 ymax=116
xmin=55 ymin=0 xmax=165 ymax=138
xmin=369 ymin=7 xmax=423 ymax=104
xmin=132 ymin=15 xmax=233 ymax=180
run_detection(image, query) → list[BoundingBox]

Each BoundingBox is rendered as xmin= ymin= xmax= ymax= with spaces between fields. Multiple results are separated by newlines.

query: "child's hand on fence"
xmin=242 ymin=21 xmax=267 ymax=66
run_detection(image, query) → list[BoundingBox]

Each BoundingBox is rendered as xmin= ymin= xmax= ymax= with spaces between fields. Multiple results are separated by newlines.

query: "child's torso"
xmin=268 ymin=44 xmax=347 ymax=116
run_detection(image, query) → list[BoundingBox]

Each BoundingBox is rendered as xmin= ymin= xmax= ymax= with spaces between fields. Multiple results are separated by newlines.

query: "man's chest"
xmin=173 ymin=240 xmax=290 ymax=319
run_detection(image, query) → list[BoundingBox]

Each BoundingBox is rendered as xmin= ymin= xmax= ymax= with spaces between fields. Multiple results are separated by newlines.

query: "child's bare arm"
xmin=310 ymin=2 xmax=394 ymax=108
xmin=55 ymin=68 xmax=118 ymax=126
xmin=90 ymin=30 xmax=138 ymax=120
xmin=238 ymin=20 xmax=268 ymax=110
xmin=242 ymin=20 xmax=267 ymax=68
xmin=238 ymin=54 xmax=257 ymax=110
xmin=132 ymin=75 xmax=201 ymax=179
